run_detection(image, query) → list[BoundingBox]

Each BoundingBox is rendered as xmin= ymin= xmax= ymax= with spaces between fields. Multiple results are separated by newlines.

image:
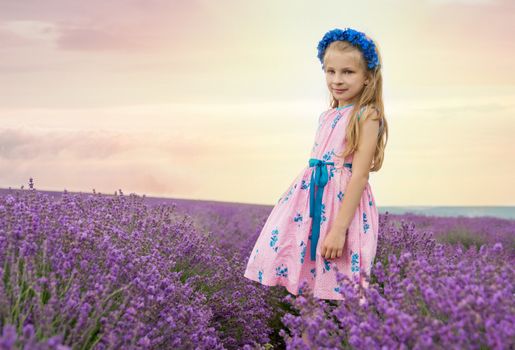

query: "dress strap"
xmin=357 ymin=106 xmax=366 ymax=121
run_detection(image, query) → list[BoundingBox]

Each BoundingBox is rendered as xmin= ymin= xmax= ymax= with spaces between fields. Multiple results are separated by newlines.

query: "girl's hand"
xmin=321 ymin=224 xmax=347 ymax=259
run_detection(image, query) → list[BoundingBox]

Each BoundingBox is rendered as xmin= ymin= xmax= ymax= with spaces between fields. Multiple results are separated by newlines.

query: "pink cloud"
xmin=0 ymin=127 xmax=130 ymax=159
xmin=0 ymin=26 xmax=33 ymax=47
xmin=1 ymin=0 xmax=207 ymax=52
xmin=55 ymin=25 xmax=152 ymax=51
xmin=0 ymin=127 xmax=216 ymax=162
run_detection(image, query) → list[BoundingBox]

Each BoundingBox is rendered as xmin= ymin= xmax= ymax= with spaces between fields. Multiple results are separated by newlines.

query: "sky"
xmin=0 ymin=0 xmax=514 ymax=206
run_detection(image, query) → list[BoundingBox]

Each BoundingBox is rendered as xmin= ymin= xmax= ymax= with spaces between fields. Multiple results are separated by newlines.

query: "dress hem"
xmin=243 ymin=269 xmax=346 ymax=301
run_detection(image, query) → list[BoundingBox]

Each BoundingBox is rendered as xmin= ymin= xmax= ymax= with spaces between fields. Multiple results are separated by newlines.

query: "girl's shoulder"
xmin=358 ymin=104 xmax=384 ymax=132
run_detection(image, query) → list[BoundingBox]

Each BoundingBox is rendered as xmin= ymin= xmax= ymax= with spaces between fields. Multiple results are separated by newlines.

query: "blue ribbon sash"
xmin=307 ymin=158 xmax=352 ymax=261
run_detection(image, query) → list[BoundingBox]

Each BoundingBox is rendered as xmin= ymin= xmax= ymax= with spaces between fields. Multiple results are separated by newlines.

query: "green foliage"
xmin=437 ymin=226 xmax=487 ymax=251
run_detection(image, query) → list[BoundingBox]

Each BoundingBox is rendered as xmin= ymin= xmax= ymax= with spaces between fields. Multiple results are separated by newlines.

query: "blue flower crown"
xmin=317 ymin=27 xmax=380 ymax=70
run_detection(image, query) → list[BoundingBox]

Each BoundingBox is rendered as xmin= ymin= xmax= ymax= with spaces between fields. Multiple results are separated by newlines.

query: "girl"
xmin=243 ymin=27 xmax=387 ymax=304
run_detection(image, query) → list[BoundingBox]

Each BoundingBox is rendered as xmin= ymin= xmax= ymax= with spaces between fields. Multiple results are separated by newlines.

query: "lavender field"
xmin=0 ymin=182 xmax=514 ymax=349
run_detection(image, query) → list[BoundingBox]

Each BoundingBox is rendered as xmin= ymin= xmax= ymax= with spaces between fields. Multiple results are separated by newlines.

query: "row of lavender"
xmin=0 ymin=186 xmax=272 ymax=349
xmin=1 ymin=184 xmax=514 ymax=349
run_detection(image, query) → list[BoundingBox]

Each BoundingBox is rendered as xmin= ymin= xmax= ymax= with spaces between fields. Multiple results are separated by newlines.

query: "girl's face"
xmin=324 ymin=49 xmax=369 ymax=107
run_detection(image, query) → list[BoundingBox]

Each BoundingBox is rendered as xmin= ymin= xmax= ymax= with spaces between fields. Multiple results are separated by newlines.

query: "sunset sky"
xmin=0 ymin=0 xmax=514 ymax=206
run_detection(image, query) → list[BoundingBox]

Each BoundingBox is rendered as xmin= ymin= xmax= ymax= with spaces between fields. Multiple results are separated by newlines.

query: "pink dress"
xmin=243 ymin=104 xmax=381 ymax=300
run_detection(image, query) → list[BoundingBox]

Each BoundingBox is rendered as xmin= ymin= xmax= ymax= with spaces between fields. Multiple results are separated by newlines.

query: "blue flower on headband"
xmin=317 ymin=28 xmax=380 ymax=70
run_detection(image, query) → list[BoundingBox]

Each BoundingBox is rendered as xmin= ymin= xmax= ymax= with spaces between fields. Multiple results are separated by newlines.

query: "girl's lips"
xmin=334 ymin=89 xmax=347 ymax=93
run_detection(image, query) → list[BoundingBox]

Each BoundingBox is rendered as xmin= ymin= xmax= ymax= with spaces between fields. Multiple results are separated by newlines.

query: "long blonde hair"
xmin=324 ymin=40 xmax=388 ymax=172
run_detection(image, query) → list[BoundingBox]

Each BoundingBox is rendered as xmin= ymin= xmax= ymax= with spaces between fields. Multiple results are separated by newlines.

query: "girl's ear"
xmin=364 ymin=73 xmax=372 ymax=86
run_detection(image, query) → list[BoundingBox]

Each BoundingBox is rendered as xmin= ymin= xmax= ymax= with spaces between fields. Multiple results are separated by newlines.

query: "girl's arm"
xmin=333 ymin=107 xmax=380 ymax=233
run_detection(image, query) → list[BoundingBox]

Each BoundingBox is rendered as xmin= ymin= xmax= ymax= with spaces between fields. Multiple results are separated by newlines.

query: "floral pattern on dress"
xmin=351 ymin=250 xmax=360 ymax=273
xmin=270 ymin=228 xmax=279 ymax=253
xmin=300 ymin=241 xmax=306 ymax=264
xmin=276 ymin=264 xmax=288 ymax=278
xmin=363 ymin=212 xmax=370 ymax=234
